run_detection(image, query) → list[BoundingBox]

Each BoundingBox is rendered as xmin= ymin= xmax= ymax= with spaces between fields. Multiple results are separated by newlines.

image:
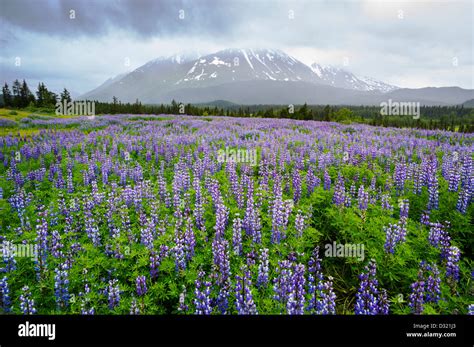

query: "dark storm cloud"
xmin=0 ymin=0 xmax=239 ymax=38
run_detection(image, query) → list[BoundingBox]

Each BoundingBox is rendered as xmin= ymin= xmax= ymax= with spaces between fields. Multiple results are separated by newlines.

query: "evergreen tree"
xmin=60 ymin=88 xmax=72 ymax=104
xmin=12 ymin=79 xmax=22 ymax=107
xmin=19 ymin=80 xmax=35 ymax=107
xmin=2 ymin=83 xmax=12 ymax=107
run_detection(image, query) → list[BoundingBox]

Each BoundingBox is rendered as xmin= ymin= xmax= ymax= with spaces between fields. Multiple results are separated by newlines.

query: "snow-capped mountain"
xmin=80 ymin=48 xmax=472 ymax=105
xmin=174 ymin=48 xmax=317 ymax=87
xmin=310 ymin=63 xmax=398 ymax=92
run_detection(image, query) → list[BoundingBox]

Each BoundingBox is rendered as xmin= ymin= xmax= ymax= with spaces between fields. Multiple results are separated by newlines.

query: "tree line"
xmin=2 ymin=80 xmax=72 ymax=108
xmin=1 ymin=80 xmax=473 ymax=132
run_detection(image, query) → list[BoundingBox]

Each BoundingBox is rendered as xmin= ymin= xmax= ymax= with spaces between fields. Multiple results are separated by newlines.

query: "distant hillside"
xmin=462 ymin=99 xmax=474 ymax=108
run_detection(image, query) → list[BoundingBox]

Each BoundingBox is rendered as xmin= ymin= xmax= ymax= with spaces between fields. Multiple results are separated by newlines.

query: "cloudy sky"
xmin=0 ymin=0 xmax=472 ymax=95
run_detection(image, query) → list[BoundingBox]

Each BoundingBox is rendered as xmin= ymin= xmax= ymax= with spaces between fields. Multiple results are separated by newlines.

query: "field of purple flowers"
xmin=0 ymin=114 xmax=472 ymax=315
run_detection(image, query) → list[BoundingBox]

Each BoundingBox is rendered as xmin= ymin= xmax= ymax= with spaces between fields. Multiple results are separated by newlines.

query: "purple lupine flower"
xmin=136 ymin=275 xmax=147 ymax=296
xmin=194 ymin=271 xmax=212 ymax=315
xmin=51 ymin=230 xmax=63 ymax=258
xmin=232 ymin=214 xmax=243 ymax=255
xmin=409 ymin=280 xmax=425 ymax=315
xmin=35 ymin=207 xmax=49 ymax=264
xmin=355 ymin=260 xmax=388 ymax=315
xmin=273 ymin=260 xmax=293 ymax=310
xmin=314 ymin=276 xmax=337 ymax=315
xmin=1 ymin=241 xmax=17 ymax=273
xmin=426 ymin=158 xmax=439 ymax=210
xmin=19 ymin=286 xmax=37 ymax=315
xmin=456 ymin=185 xmax=470 ymax=214
xmin=378 ymin=289 xmax=389 ymax=315
xmin=287 ymin=263 xmax=306 ymax=315
xmin=184 ymin=217 xmax=195 ymax=260
xmin=421 ymin=210 xmax=430 ymax=225
xmin=140 ymin=219 xmax=154 ymax=250
xmin=357 ymin=185 xmax=369 ymax=211
xmin=173 ymin=227 xmax=187 ymax=273
xmin=468 ymin=304 xmax=474 ymax=315
xmin=446 ymin=246 xmax=460 ymax=284
xmin=0 ymin=276 xmax=11 ymax=312
xmin=294 ymin=210 xmax=305 ymax=238
xmin=193 ymin=175 xmax=205 ymax=230
xmin=257 ymin=248 xmax=269 ymax=288
xmin=130 ymin=297 xmax=140 ymax=315
xmin=448 ymin=165 xmax=461 ymax=192
xmin=306 ymin=246 xmax=336 ymax=314
xmin=54 ymin=262 xmax=70 ymax=309
xmin=323 ymin=170 xmax=331 ymax=190
xmin=216 ymin=278 xmax=231 ymax=314
xmin=178 ymin=285 xmax=188 ymax=313
xmin=384 ymin=223 xmax=403 ymax=254
xmin=293 ymin=169 xmax=301 ymax=203
xmin=270 ymin=187 xmax=284 ymax=244
xmin=409 ymin=261 xmax=442 ymax=313
xmin=394 ymin=162 xmax=407 ymax=195
xmin=214 ymin=198 xmax=229 ymax=240
xmin=425 ymin=263 xmax=441 ymax=303
xmin=84 ymin=198 xmax=101 ymax=247
xmin=80 ymin=282 xmax=95 ymax=315
xmin=212 ymin=238 xmax=230 ymax=285
xmin=246 ymin=250 xmax=257 ymax=267
xmin=107 ymin=279 xmax=120 ymax=309
xmin=381 ymin=193 xmax=392 ymax=211
xmin=306 ymin=168 xmax=318 ymax=195
xmin=428 ymin=222 xmax=443 ymax=247
xmin=399 ymin=198 xmax=409 ymax=220
xmin=235 ymin=266 xmax=257 ymax=315
xmin=244 ymin=195 xmax=262 ymax=244
xmin=333 ymin=173 xmax=346 ymax=207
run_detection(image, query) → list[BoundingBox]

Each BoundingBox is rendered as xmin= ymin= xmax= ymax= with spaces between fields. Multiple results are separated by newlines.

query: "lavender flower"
xmin=446 ymin=246 xmax=460 ymax=284
xmin=136 ymin=275 xmax=147 ymax=296
xmin=0 ymin=276 xmax=11 ymax=312
xmin=235 ymin=266 xmax=258 ymax=315
xmin=357 ymin=185 xmax=369 ymax=211
xmin=355 ymin=260 xmax=388 ymax=315
xmin=130 ymin=297 xmax=140 ymax=315
xmin=150 ymin=245 xmax=168 ymax=280
xmin=107 ymin=279 xmax=120 ymax=309
xmin=212 ymin=238 xmax=230 ymax=285
xmin=178 ymin=285 xmax=188 ymax=313
xmin=409 ymin=280 xmax=425 ymax=315
xmin=19 ymin=286 xmax=37 ymax=315
xmin=257 ymin=248 xmax=269 ymax=288
xmin=194 ymin=271 xmax=212 ymax=315
xmin=287 ymin=263 xmax=306 ymax=315
xmin=54 ymin=262 xmax=70 ymax=309
xmin=232 ymin=215 xmax=243 ymax=255
xmin=294 ymin=210 xmax=305 ymax=238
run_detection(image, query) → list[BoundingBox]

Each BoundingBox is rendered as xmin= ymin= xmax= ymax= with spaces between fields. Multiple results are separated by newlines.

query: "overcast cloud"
xmin=0 ymin=0 xmax=472 ymax=94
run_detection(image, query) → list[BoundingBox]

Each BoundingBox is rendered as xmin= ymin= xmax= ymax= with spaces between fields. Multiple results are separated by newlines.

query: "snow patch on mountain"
xmin=310 ymin=63 xmax=398 ymax=92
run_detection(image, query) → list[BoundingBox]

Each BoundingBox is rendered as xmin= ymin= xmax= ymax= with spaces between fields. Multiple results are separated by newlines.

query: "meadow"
xmin=0 ymin=113 xmax=472 ymax=315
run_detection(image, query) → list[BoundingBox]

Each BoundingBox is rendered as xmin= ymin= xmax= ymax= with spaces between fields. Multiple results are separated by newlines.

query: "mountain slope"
xmin=310 ymin=63 xmax=398 ymax=92
xmin=154 ymin=80 xmax=468 ymax=106
xmin=79 ymin=48 xmax=473 ymax=105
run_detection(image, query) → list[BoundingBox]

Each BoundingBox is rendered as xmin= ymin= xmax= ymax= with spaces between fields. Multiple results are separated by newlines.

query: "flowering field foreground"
xmin=0 ymin=114 xmax=472 ymax=315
